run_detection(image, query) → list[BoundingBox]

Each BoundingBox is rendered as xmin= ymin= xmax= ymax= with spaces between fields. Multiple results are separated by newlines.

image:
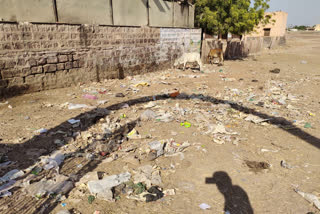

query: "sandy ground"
xmin=0 ymin=32 xmax=319 ymax=214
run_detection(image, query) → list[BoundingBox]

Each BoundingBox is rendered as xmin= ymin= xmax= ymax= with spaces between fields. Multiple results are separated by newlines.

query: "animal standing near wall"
xmin=174 ymin=52 xmax=202 ymax=71
xmin=207 ymin=48 xmax=224 ymax=65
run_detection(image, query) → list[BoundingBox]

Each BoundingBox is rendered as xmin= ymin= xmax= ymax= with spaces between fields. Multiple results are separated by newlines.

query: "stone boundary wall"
xmin=0 ymin=23 xmax=201 ymax=98
xmin=225 ymin=36 xmax=286 ymax=59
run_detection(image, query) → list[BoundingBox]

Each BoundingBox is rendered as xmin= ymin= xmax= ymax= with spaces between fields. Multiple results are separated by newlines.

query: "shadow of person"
xmin=206 ymin=171 xmax=254 ymax=214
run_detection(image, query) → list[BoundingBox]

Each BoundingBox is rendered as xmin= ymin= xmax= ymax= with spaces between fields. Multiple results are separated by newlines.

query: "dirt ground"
xmin=0 ymin=32 xmax=319 ymax=214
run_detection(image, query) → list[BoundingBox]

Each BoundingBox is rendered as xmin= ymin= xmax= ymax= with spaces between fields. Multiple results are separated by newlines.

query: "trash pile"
xmin=0 ymin=64 xmax=318 ymax=213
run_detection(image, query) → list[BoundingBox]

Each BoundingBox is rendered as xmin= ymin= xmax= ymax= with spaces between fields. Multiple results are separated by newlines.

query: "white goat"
xmin=174 ymin=52 xmax=202 ymax=71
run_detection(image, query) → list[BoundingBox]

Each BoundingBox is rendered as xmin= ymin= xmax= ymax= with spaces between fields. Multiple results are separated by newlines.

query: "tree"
xmin=194 ymin=0 xmax=271 ymax=38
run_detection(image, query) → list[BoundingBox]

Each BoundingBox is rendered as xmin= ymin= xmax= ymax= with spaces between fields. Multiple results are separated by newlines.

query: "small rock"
xmin=270 ymin=68 xmax=280 ymax=74
xmin=115 ymin=93 xmax=125 ymax=98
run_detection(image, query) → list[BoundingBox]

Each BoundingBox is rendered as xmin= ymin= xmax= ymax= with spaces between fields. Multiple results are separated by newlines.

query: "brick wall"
xmin=0 ymin=23 xmax=201 ymax=97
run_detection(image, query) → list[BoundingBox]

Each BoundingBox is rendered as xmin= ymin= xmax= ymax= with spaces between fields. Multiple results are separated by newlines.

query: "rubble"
xmin=87 ymin=172 xmax=131 ymax=201
xmin=133 ymin=165 xmax=161 ymax=188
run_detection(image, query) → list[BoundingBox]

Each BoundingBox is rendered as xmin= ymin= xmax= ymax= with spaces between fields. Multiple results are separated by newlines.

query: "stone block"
xmin=8 ymin=77 xmax=24 ymax=86
xmin=38 ymin=58 xmax=47 ymax=65
xmin=5 ymin=60 xmax=16 ymax=69
xmin=65 ymin=62 xmax=73 ymax=70
xmin=31 ymin=66 xmax=43 ymax=74
xmin=57 ymin=63 xmax=65 ymax=71
xmin=28 ymin=58 xmax=37 ymax=67
xmin=58 ymin=55 xmax=68 ymax=63
xmin=73 ymin=61 xmax=79 ymax=68
xmin=47 ymin=56 xmax=58 ymax=64
xmin=43 ymin=64 xmax=57 ymax=73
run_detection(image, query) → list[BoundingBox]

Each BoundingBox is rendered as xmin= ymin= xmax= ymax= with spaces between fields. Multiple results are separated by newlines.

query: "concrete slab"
xmin=149 ymin=0 xmax=173 ymax=27
xmin=113 ymin=0 xmax=148 ymax=26
xmin=0 ymin=0 xmax=55 ymax=22
xmin=56 ymin=0 xmax=113 ymax=25
xmin=173 ymin=2 xmax=189 ymax=27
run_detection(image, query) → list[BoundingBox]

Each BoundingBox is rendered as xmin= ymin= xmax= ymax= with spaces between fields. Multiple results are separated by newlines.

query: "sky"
xmin=266 ymin=0 xmax=320 ymax=26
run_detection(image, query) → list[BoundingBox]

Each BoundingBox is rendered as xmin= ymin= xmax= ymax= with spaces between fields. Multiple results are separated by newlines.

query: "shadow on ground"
xmin=206 ymin=171 xmax=254 ymax=214
xmin=0 ymin=93 xmax=319 ymax=213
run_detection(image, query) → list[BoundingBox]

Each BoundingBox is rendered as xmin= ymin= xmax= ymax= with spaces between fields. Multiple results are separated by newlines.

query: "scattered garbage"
xmin=115 ymin=93 xmax=125 ymax=97
xmin=34 ymin=128 xmax=48 ymax=134
xmin=169 ymin=91 xmax=180 ymax=98
xmin=127 ymin=129 xmax=142 ymax=140
xmin=0 ymin=169 xmax=24 ymax=184
xmin=88 ymin=195 xmax=95 ymax=204
xmin=97 ymin=100 xmax=108 ymax=105
xmin=134 ymin=82 xmax=149 ymax=87
xmin=280 ymin=160 xmax=293 ymax=169
xmin=25 ymin=174 xmax=73 ymax=197
xmin=304 ymin=123 xmax=312 ymax=128
xmin=245 ymin=115 xmax=269 ymax=124
xmin=199 ymin=203 xmax=211 ymax=210
xmin=294 ymin=189 xmax=320 ymax=210
xmin=163 ymin=189 xmax=175 ymax=196
xmin=57 ymin=210 xmax=71 ymax=214
xmin=155 ymin=112 xmax=173 ymax=122
xmin=87 ymin=172 xmax=131 ymax=201
xmin=68 ymin=103 xmax=91 ymax=110
xmin=245 ymin=160 xmax=270 ymax=173
xmin=41 ymin=151 xmax=65 ymax=171
xmin=133 ymin=165 xmax=162 ymax=188
xmin=83 ymin=94 xmax=98 ymax=100
xmin=140 ymin=110 xmax=157 ymax=121
xmin=270 ymin=68 xmax=280 ymax=74
xmin=180 ymin=121 xmax=191 ymax=128
xmin=68 ymin=119 xmax=80 ymax=125
xmin=148 ymin=141 xmax=165 ymax=158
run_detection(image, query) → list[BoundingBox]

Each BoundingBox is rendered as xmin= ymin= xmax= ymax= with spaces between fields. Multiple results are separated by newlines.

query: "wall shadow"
xmin=206 ymin=171 xmax=254 ymax=214
xmin=0 ymin=92 xmax=318 ymax=213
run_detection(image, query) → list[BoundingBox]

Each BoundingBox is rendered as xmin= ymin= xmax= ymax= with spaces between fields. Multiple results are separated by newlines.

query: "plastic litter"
xmin=0 ymin=180 xmax=16 ymax=196
xmin=280 ymin=160 xmax=293 ymax=169
xmin=68 ymin=119 xmax=80 ymax=125
xmin=304 ymin=123 xmax=312 ymax=128
xmin=300 ymin=60 xmax=308 ymax=64
xmin=88 ymin=195 xmax=95 ymax=204
xmin=127 ymin=129 xmax=142 ymax=140
xmin=180 ymin=121 xmax=191 ymax=128
xmin=134 ymin=82 xmax=149 ymax=87
xmin=155 ymin=112 xmax=173 ymax=122
xmin=144 ymin=186 xmax=164 ymax=202
xmin=163 ymin=189 xmax=175 ymax=196
xmin=41 ymin=151 xmax=65 ymax=171
xmin=0 ymin=169 xmax=24 ymax=184
xmin=199 ymin=203 xmax=211 ymax=210
xmin=169 ymin=91 xmax=180 ymax=98
xmin=25 ymin=174 xmax=73 ymax=197
xmin=164 ymin=140 xmax=190 ymax=155
xmin=57 ymin=210 xmax=71 ymax=214
xmin=68 ymin=103 xmax=91 ymax=110
xmin=245 ymin=115 xmax=269 ymax=124
xmin=34 ymin=128 xmax=48 ymax=134
xmin=83 ymin=94 xmax=98 ymax=100
xmin=133 ymin=165 xmax=162 ymax=188
xmin=97 ymin=100 xmax=108 ymax=105
xmin=148 ymin=141 xmax=165 ymax=158
xmin=140 ymin=110 xmax=157 ymax=121
xmin=294 ymin=189 xmax=320 ymax=210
